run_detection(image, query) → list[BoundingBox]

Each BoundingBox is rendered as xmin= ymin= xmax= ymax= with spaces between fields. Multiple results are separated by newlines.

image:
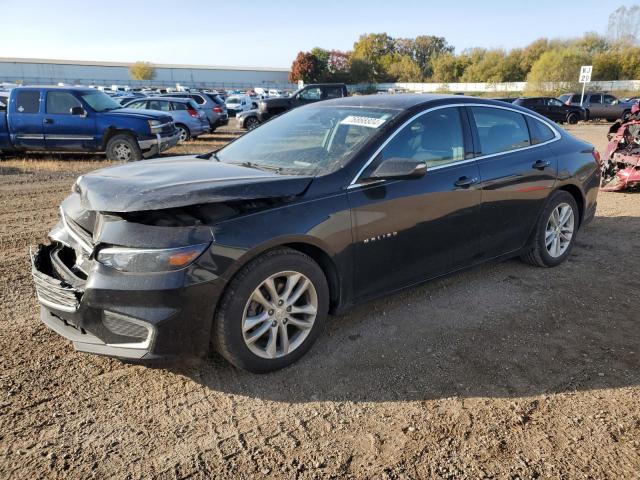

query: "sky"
xmin=0 ymin=0 xmax=627 ymax=68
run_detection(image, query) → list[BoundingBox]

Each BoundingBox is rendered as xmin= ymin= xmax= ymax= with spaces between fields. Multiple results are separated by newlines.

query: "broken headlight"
xmin=96 ymin=243 xmax=209 ymax=273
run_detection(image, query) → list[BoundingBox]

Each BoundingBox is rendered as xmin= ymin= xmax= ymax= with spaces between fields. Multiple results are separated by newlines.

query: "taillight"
xmin=213 ymin=106 xmax=222 ymax=113
xmin=592 ymin=149 xmax=602 ymax=165
xmin=187 ymin=108 xmax=198 ymax=118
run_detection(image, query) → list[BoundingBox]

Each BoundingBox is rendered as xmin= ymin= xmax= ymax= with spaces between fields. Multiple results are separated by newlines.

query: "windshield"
xmin=216 ymin=106 xmax=398 ymax=175
xmin=80 ymin=91 xmax=122 ymax=112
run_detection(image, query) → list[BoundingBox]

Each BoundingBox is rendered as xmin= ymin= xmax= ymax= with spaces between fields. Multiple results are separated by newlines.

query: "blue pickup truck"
xmin=0 ymin=87 xmax=180 ymax=161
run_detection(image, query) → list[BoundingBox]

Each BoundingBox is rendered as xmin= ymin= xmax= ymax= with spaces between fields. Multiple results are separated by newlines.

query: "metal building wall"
xmin=0 ymin=58 xmax=294 ymax=89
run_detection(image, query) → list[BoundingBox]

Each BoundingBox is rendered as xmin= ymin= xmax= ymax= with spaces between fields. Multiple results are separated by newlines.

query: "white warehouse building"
xmin=0 ymin=57 xmax=294 ymax=90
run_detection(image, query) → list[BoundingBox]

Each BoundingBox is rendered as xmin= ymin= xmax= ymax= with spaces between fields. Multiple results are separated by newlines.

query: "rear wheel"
xmin=106 ymin=133 xmax=142 ymax=162
xmin=521 ymin=191 xmax=578 ymax=267
xmin=566 ymin=112 xmax=579 ymax=125
xmin=176 ymin=124 xmax=190 ymax=142
xmin=245 ymin=116 xmax=260 ymax=130
xmin=212 ymin=248 xmax=329 ymax=372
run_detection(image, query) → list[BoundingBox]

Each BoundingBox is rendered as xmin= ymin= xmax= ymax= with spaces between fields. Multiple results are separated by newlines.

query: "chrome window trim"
xmin=347 ymin=102 xmax=562 ymax=189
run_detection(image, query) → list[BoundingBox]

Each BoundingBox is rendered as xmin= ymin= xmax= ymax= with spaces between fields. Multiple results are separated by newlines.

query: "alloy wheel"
xmin=178 ymin=127 xmax=189 ymax=142
xmin=113 ymin=142 xmax=132 ymax=162
xmin=545 ymin=202 xmax=574 ymax=258
xmin=246 ymin=117 xmax=259 ymax=130
xmin=242 ymin=271 xmax=318 ymax=359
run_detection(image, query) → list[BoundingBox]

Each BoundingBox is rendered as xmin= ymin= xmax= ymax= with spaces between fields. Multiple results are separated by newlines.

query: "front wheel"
xmin=212 ymin=248 xmax=329 ymax=372
xmin=106 ymin=133 xmax=142 ymax=162
xmin=521 ymin=191 xmax=578 ymax=267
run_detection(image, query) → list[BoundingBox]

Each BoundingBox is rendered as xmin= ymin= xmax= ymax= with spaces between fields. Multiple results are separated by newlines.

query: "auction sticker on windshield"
xmin=340 ymin=115 xmax=388 ymax=128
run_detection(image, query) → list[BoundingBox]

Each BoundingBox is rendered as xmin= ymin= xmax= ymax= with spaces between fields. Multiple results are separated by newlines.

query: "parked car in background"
xmin=235 ymin=108 xmax=260 ymax=130
xmin=125 ymin=97 xmax=209 ymax=142
xmin=225 ymin=95 xmax=255 ymax=117
xmin=513 ymin=97 xmax=586 ymax=124
xmin=0 ymin=87 xmax=178 ymax=161
xmin=257 ymin=83 xmax=348 ymax=122
xmin=159 ymin=91 xmax=228 ymax=131
xmin=31 ymin=95 xmax=600 ymax=372
xmin=268 ymin=89 xmax=286 ymax=97
xmin=558 ymin=92 xmax=634 ymax=121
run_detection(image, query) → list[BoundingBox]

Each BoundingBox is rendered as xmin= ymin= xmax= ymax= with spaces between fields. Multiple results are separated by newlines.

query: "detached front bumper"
xmin=30 ymin=214 xmax=222 ymax=360
xmin=138 ymin=131 xmax=181 ymax=158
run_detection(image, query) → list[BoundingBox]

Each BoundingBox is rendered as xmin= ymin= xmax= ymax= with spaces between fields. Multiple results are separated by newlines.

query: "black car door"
xmin=546 ymin=98 xmax=566 ymax=121
xmin=469 ymin=106 xmax=559 ymax=259
xmin=348 ymin=106 xmax=483 ymax=300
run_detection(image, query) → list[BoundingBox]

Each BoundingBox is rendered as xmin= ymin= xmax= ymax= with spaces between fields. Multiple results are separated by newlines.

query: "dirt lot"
xmin=1 ymin=124 xmax=638 ymax=479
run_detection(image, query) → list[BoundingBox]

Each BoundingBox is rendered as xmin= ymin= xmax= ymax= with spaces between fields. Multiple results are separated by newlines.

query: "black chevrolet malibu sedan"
xmin=31 ymin=95 xmax=600 ymax=372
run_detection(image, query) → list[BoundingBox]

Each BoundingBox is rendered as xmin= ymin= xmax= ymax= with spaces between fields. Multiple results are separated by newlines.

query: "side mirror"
xmin=71 ymin=106 xmax=86 ymax=116
xmin=369 ymin=157 xmax=427 ymax=180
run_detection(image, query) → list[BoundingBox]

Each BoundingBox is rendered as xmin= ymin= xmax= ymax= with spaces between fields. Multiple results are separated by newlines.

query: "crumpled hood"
xmin=75 ymin=156 xmax=313 ymax=212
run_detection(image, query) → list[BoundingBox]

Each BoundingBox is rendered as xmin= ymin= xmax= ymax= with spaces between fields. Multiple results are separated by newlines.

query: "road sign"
xmin=579 ymin=65 xmax=592 ymax=84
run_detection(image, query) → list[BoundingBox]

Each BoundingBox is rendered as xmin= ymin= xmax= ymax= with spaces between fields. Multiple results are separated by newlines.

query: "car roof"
xmin=319 ymin=93 xmax=513 ymax=110
xmin=144 ymin=96 xmax=192 ymax=103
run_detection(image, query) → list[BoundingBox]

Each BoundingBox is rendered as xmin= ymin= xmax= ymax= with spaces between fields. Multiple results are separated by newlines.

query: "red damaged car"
xmin=603 ymin=107 xmax=640 ymax=191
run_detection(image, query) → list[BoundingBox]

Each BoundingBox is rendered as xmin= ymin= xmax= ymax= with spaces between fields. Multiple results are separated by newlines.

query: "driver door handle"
xmin=532 ymin=160 xmax=551 ymax=170
xmin=454 ymin=176 xmax=479 ymax=188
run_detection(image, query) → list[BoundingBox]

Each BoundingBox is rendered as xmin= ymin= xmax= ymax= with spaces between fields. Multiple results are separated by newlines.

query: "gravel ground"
xmin=0 ymin=124 xmax=638 ymax=479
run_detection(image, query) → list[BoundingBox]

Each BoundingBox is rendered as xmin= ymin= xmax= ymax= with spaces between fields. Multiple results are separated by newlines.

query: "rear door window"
xmin=470 ymin=107 xmax=531 ymax=155
xmin=324 ymin=86 xmax=344 ymax=99
xmin=604 ymin=95 xmax=616 ymax=105
xmin=589 ymin=94 xmax=602 ymax=104
xmin=16 ymin=90 xmax=40 ymax=113
xmin=191 ymin=94 xmax=206 ymax=105
xmin=148 ymin=100 xmax=171 ymax=111
xmin=46 ymin=92 xmax=81 ymax=114
xmin=172 ymin=101 xmax=187 ymax=111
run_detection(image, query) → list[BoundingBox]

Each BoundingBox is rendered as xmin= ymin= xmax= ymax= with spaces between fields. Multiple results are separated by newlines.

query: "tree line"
xmin=289 ymin=5 xmax=640 ymax=93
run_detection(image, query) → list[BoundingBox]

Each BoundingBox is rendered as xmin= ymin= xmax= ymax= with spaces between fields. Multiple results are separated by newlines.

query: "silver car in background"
xmin=125 ymin=97 xmax=210 ymax=142
xmin=159 ymin=91 xmax=228 ymax=131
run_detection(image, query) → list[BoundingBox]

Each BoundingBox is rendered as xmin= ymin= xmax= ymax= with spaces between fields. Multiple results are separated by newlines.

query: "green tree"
xmin=431 ymin=53 xmax=468 ymax=82
xmin=352 ymin=33 xmax=396 ymax=82
xmin=413 ymin=35 xmax=454 ymax=78
xmin=387 ymin=55 xmax=423 ymax=82
xmin=525 ymin=48 xmax=590 ymax=94
xmin=129 ymin=61 xmax=156 ymax=81
xmin=310 ymin=47 xmax=330 ymax=81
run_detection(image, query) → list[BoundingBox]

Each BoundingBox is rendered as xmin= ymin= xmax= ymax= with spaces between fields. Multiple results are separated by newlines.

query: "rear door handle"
xmin=454 ymin=176 xmax=479 ymax=188
xmin=43 ymin=118 xmax=53 ymax=124
xmin=532 ymin=160 xmax=551 ymax=170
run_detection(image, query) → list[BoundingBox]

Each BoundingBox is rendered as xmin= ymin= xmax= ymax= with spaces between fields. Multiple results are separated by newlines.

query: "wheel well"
xmin=283 ymin=242 xmax=341 ymax=311
xmin=557 ymin=184 xmax=584 ymax=226
xmin=102 ymin=128 xmax=137 ymax=149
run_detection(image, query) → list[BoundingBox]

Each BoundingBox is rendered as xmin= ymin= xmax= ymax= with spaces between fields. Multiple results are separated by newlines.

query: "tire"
xmin=245 ymin=116 xmax=260 ymax=130
xmin=212 ymin=248 xmax=329 ymax=373
xmin=566 ymin=112 xmax=579 ymax=125
xmin=176 ymin=124 xmax=190 ymax=142
xmin=106 ymin=133 xmax=142 ymax=162
xmin=622 ymin=110 xmax=631 ymax=122
xmin=521 ymin=191 xmax=579 ymax=268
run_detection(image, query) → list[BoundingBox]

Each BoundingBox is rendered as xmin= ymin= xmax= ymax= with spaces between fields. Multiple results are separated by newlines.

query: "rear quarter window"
xmin=172 ymin=102 xmax=188 ymax=111
xmin=191 ymin=95 xmax=206 ymax=105
xmin=526 ymin=116 xmax=556 ymax=145
xmin=471 ymin=107 xmax=531 ymax=155
xmin=15 ymin=91 xmax=40 ymax=113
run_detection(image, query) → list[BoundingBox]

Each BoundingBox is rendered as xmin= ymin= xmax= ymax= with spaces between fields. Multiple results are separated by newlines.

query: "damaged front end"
xmin=602 ymin=120 xmax=640 ymax=191
xmin=30 ymin=156 xmax=313 ymax=360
